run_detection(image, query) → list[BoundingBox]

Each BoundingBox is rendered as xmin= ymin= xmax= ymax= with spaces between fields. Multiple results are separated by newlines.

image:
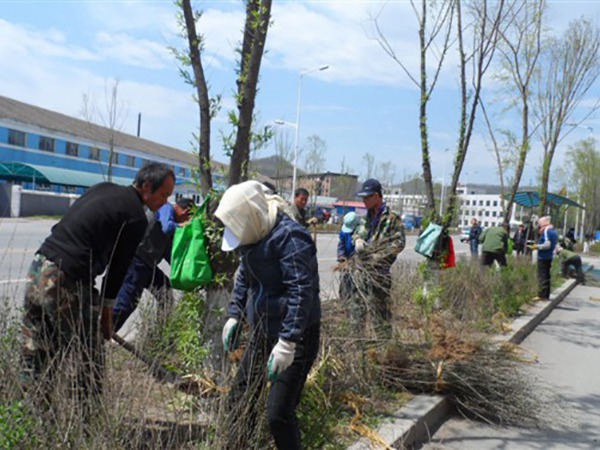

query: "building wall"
xmin=0 ymin=120 xmax=212 ymax=198
xmin=457 ymin=193 xmax=512 ymax=228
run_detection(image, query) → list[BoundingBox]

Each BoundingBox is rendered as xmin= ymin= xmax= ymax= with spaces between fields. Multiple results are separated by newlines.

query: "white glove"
xmin=222 ymin=318 xmax=240 ymax=352
xmin=267 ymin=339 xmax=296 ymax=381
xmin=355 ymin=238 xmax=367 ymax=253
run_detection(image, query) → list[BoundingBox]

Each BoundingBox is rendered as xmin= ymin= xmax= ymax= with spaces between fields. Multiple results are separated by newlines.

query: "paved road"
xmin=0 ymin=217 xmax=471 ymax=303
xmin=420 ymin=284 xmax=600 ymax=449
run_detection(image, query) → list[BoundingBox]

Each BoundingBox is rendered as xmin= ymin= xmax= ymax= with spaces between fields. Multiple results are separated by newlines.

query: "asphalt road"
xmin=420 ymin=284 xmax=600 ymax=449
xmin=0 ymin=217 xmax=471 ymax=307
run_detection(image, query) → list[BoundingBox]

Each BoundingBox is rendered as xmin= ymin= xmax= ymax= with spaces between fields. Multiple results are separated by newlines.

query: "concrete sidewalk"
xmin=348 ymin=271 xmax=589 ymax=450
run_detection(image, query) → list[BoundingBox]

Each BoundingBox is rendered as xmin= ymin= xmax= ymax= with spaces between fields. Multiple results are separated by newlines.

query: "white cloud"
xmin=94 ymin=32 xmax=173 ymax=69
xmin=0 ymin=19 xmax=98 ymax=61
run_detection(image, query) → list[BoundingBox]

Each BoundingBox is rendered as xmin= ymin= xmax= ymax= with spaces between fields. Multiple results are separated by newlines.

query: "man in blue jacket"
xmin=113 ymin=197 xmax=195 ymax=332
xmin=532 ymin=216 xmax=559 ymax=301
xmin=215 ymin=181 xmax=321 ymax=450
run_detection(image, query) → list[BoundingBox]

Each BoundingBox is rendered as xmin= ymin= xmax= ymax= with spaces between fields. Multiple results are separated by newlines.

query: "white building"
xmin=456 ymin=185 xmax=518 ymax=228
xmin=383 ymin=193 xmax=427 ymax=215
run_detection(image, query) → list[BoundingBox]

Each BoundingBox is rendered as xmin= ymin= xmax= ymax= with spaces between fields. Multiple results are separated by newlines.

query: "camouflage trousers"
xmin=21 ymin=253 xmax=104 ymax=412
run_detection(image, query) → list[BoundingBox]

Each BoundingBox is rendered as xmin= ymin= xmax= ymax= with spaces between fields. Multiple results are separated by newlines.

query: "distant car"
xmin=460 ymin=227 xmax=471 ymax=243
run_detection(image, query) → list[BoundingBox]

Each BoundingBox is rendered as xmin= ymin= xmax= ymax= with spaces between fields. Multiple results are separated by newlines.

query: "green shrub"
xmin=0 ymin=401 xmax=38 ymax=449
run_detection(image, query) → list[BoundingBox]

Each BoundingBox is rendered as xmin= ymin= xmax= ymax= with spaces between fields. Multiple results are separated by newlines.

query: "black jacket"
xmin=38 ymin=183 xmax=148 ymax=299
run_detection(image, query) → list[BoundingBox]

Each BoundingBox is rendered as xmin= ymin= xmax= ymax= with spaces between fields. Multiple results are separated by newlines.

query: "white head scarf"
xmin=215 ymin=180 xmax=292 ymax=250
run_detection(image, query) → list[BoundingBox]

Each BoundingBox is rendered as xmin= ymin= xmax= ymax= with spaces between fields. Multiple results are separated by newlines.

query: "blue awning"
xmin=513 ymin=191 xmax=584 ymax=209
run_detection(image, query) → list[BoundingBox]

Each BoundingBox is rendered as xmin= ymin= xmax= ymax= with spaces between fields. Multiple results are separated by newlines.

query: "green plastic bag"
xmin=170 ymin=199 xmax=213 ymax=290
xmin=415 ymin=222 xmax=443 ymax=258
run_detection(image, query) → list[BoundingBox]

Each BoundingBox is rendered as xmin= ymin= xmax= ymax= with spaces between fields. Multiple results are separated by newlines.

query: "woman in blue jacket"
xmin=215 ymin=181 xmax=321 ymax=450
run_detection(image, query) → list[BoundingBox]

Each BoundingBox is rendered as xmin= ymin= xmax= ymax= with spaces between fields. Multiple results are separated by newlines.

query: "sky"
xmin=1 ymin=0 xmax=600 ymax=188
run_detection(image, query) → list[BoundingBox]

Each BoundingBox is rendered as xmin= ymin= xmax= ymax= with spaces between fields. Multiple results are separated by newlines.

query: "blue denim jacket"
xmin=228 ymin=214 xmax=321 ymax=342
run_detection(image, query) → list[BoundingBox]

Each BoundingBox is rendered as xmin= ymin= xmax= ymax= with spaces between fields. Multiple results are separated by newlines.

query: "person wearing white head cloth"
xmin=214 ymin=180 xmax=321 ymax=450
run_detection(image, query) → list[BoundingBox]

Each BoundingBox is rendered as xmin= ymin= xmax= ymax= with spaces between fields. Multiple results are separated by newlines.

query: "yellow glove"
xmin=527 ymin=243 xmax=538 ymax=250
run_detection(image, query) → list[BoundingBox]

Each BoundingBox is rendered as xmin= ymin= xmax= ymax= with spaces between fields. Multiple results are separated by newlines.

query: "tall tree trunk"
xmin=182 ymin=0 xmax=212 ymax=195
xmin=228 ymin=0 xmax=272 ymax=186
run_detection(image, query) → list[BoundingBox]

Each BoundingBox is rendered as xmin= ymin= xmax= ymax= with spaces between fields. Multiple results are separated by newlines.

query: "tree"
xmin=443 ymin=0 xmax=513 ymax=228
xmin=79 ymin=78 xmax=127 ymax=182
xmin=362 ymin=152 xmax=376 ymax=180
xmin=534 ymin=18 xmax=600 ymax=215
xmin=491 ymin=0 xmax=545 ymax=223
xmin=373 ymin=0 xmax=455 ymax=214
xmin=226 ymin=0 xmax=273 ymax=186
xmin=565 ymin=138 xmax=600 ymax=239
xmin=303 ymin=134 xmax=327 ymax=175
xmin=376 ymin=160 xmax=397 ymax=189
xmin=173 ymin=0 xmax=218 ymax=195
xmin=272 ymin=129 xmax=294 ymax=192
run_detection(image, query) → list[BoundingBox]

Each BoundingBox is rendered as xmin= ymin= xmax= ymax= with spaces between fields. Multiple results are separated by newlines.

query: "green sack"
xmin=415 ymin=222 xmax=443 ymax=258
xmin=170 ymin=199 xmax=213 ymax=291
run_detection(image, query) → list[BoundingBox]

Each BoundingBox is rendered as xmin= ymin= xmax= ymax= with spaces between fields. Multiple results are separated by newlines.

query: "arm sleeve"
xmin=337 ymin=232 xmax=346 ymax=260
xmin=537 ymin=229 xmax=552 ymax=250
xmin=157 ymin=203 xmax=177 ymax=235
xmin=278 ymin=230 xmax=317 ymax=342
xmin=228 ymin=259 xmax=248 ymax=320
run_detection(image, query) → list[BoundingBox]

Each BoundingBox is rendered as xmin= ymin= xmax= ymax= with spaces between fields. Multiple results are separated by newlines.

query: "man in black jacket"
xmin=21 ymin=162 xmax=175 ymax=413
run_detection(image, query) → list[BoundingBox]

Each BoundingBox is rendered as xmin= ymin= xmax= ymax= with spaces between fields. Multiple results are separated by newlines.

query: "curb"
xmin=347 ymin=271 xmax=588 ymax=450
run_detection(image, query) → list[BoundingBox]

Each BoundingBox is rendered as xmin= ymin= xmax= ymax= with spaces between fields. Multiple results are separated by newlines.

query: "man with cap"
xmin=352 ymin=178 xmax=405 ymax=334
xmin=215 ymin=180 xmax=321 ymax=450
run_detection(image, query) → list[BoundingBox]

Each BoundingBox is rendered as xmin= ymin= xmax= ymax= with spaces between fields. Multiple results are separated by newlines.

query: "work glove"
xmin=527 ymin=243 xmax=538 ymax=250
xmin=222 ymin=318 xmax=240 ymax=352
xmin=355 ymin=238 xmax=367 ymax=253
xmin=267 ymin=339 xmax=296 ymax=382
xmin=100 ymin=307 xmax=114 ymax=341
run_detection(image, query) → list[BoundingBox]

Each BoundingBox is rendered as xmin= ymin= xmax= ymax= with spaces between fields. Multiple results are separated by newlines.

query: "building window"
xmin=486 ymin=200 xmax=490 ymax=206
xmin=479 ymin=200 xmax=484 ymax=206
xmin=466 ymin=200 xmax=470 ymax=206
xmin=89 ymin=147 xmax=100 ymax=161
xmin=492 ymin=211 xmax=497 ymax=217
xmin=110 ymin=151 xmax=119 ymax=165
xmin=178 ymin=166 xmax=186 ymax=177
xmin=493 ymin=200 xmax=498 ymax=207
xmin=36 ymin=182 xmax=51 ymax=191
xmin=8 ymin=129 xmax=26 ymax=147
xmin=478 ymin=211 xmax=483 ymax=216
xmin=66 ymin=142 xmax=79 ymax=157
xmin=124 ymin=155 xmax=136 ymax=167
xmin=39 ymin=136 xmax=55 ymax=152
xmin=485 ymin=211 xmax=490 ymax=217
xmin=484 ymin=221 xmax=489 ymax=227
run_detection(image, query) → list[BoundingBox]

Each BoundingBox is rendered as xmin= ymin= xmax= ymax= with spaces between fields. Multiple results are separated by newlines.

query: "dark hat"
xmin=356 ymin=178 xmax=382 ymax=197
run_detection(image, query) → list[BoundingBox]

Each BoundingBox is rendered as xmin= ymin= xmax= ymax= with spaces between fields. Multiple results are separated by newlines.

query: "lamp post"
xmin=439 ymin=148 xmax=449 ymax=217
xmin=291 ymin=65 xmax=329 ymax=197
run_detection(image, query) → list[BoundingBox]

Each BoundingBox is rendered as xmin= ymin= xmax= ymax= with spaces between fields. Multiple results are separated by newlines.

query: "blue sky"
xmin=1 ymin=0 xmax=600 ymax=187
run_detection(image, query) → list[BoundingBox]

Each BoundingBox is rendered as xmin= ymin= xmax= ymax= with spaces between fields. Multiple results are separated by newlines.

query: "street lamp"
xmin=566 ymin=123 xmax=593 ymax=137
xmin=291 ymin=65 xmax=329 ymax=197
